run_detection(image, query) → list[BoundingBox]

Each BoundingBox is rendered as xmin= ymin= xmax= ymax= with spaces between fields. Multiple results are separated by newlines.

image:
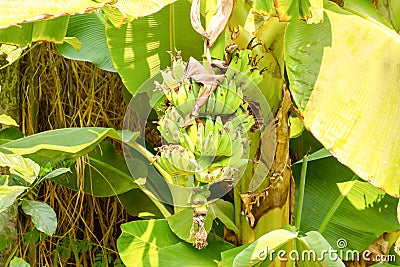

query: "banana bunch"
xmin=195 ymin=166 xmax=239 ymax=184
xmin=157 ymin=107 xmax=253 ymax=159
xmin=159 ymin=56 xmax=246 ymax=116
xmin=155 ymin=49 xmax=260 ymax=187
xmin=157 ymin=107 xmax=184 ymax=144
xmin=156 ymin=145 xmax=202 ymax=177
xmin=225 ymin=50 xmax=262 ymax=90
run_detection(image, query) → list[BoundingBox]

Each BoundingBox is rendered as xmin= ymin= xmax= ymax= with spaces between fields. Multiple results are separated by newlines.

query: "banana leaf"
xmin=292 ymin=154 xmax=400 ymax=259
xmin=0 ymin=0 xmax=177 ymax=46
xmin=253 ymin=0 xmax=323 ymax=24
xmin=56 ymin=13 xmax=116 ymax=72
xmin=117 ymin=219 xmax=234 ymax=267
xmin=105 ymin=0 xmax=203 ymax=95
xmin=285 ymin=1 xmax=400 ymax=197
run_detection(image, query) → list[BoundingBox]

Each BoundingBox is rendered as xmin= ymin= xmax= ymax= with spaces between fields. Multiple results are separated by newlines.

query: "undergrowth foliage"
xmin=16 ymin=43 xmax=129 ymax=266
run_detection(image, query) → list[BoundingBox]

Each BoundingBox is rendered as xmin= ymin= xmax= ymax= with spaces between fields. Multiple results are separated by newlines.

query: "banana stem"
xmin=125 ymin=141 xmax=172 ymax=218
xmin=295 ymin=155 xmax=308 ymax=230
xmin=127 ymin=141 xmax=174 ymax=184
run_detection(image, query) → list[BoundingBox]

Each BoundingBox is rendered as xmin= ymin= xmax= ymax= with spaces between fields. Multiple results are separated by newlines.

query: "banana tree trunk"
xmin=235 ymin=88 xmax=295 ymax=244
xmin=0 ymin=48 xmax=20 ymax=265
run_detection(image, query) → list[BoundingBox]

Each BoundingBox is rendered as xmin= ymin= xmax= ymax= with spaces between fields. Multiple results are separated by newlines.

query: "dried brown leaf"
xmin=190 ymin=0 xmax=234 ymax=47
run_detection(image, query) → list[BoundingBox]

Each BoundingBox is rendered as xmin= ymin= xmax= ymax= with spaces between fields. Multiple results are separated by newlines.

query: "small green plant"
xmin=0 ymin=115 xmax=70 ymax=265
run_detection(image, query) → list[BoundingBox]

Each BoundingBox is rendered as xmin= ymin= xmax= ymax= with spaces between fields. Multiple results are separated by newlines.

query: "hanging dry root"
xmin=190 ymin=207 xmax=208 ymax=249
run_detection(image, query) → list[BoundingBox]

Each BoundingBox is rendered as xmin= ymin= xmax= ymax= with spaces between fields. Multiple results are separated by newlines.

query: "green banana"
xmin=201 ymin=134 xmax=217 ymax=157
xmin=157 ymin=145 xmax=201 ymax=177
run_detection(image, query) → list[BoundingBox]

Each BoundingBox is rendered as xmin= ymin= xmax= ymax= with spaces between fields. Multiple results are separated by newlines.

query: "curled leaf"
xmin=190 ymin=0 xmax=234 ymax=47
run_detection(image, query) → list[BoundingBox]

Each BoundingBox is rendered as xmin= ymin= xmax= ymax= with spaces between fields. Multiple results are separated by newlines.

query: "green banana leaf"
xmin=232 ymin=229 xmax=298 ymax=267
xmin=56 ymin=13 xmax=116 ymax=72
xmin=0 ymin=0 xmax=107 ymax=29
xmin=117 ymin=189 xmax=167 ymax=219
xmin=52 ymin=142 xmax=138 ymax=197
xmin=285 ymin=2 xmax=400 ymax=197
xmin=0 ymin=0 xmax=178 ymax=46
xmin=295 ymin=231 xmax=346 ymax=267
xmin=166 ymin=199 xmax=238 ymax=242
xmin=222 ymin=229 xmax=345 ymax=267
xmin=117 ymin=219 xmax=234 ymax=267
xmin=117 ymin=219 xmax=181 ymax=266
xmin=155 ymin=240 xmax=234 ymax=267
xmin=0 ymin=127 xmax=136 ymax=158
xmin=49 ymin=141 xmax=170 ymax=218
xmin=342 ymin=0 xmax=393 ymax=29
xmin=105 ymin=0 xmax=203 ymax=95
xmin=253 ymin=0 xmax=323 ymax=24
xmin=0 ymin=0 xmax=106 ymax=46
xmin=0 ymin=128 xmax=24 ymax=146
xmin=375 ymin=0 xmax=400 ymax=31
xmin=0 ymin=16 xmax=69 ymax=46
xmin=292 ymin=154 xmax=400 ymax=259
xmin=113 ymin=0 xmax=177 ymax=23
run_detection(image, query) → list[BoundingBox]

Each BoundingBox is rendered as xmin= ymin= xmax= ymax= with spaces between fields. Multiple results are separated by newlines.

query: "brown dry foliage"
xmin=17 ymin=43 xmax=130 ymax=266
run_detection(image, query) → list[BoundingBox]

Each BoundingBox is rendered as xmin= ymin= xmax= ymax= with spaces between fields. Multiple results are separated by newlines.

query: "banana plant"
xmin=0 ymin=0 xmax=400 ymax=266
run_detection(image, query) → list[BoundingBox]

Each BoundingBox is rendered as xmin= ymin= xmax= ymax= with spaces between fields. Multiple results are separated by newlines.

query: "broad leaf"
xmin=0 ymin=16 xmax=69 ymax=46
xmin=0 ymin=0 xmax=181 ymax=46
xmin=292 ymin=155 xmax=399 ymax=258
xmin=117 ymin=189 xmax=166 ymax=219
xmin=9 ymin=257 xmax=30 ymax=267
xmin=0 ymin=185 xmax=27 ymax=212
xmin=295 ymin=148 xmax=331 ymax=163
xmin=209 ymin=199 xmax=238 ymax=233
xmin=113 ymin=0 xmax=177 ymax=23
xmin=0 ymin=152 xmax=40 ymax=185
xmin=220 ymin=244 xmax=251 ymax=267
xmin=286 ymin=2 xmax=400 ymax=197
xmin=154 ymin=240 xmax=234 ymax=266
xmin=297 ymin=231 xmax=345 ymax=266
xmin=0 ymin=114 xmax=18 ymax=126
xmin=0 ymin=127 xmax=135 ymax=158
xmin=285 ymin=11 xmax=331 ymax=110
xmin=56 ymin=13 xmax=116 ymax=72
xmin=52 ymin=142 xmax=138 ymax=197
xmin=0 ymin=0 xmax=108 ymax=29
xmin=0 ymin=0 xmax=108 ymax=46
xmin=167 ymin=207 xmax=214 ymax=241
xmin=375 ymin=0 xmax=400 ymax=31
xmin=21 ymin=200 xmax=57 ymax=236
xmin=233 ymin=229 xmax=298 ymax=267
xmin=43 ymin=168 xmax=70 ymax=180
xmin=117 ymin=219 xmax=180 ymax=266
xmin=0 ymin=127 xmax=24 ymax=145
xmin=167 ymin=199 xmax=238 ymax=241
xmin=253 ymin=0 xmax=323 ymax=24
xmin=342 ymin=0 xmax=393 ymax=29
xmin=105 ymin=0 xmax=203 ymax=95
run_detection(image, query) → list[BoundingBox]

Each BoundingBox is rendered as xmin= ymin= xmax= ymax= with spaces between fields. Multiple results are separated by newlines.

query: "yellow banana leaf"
xmin=287 ymin=2 xmax=400 ymax=197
